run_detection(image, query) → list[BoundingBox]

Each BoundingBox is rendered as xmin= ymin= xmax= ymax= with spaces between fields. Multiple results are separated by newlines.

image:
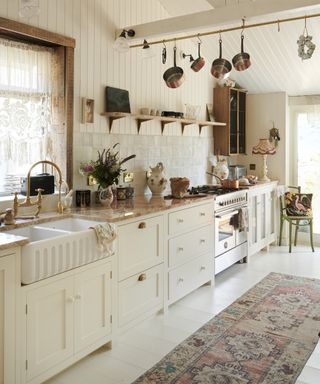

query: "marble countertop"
xmin=0 ymin=194 xmax=214 ymax=250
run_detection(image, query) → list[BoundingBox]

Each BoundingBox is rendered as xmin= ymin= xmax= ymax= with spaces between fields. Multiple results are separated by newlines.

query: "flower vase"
xmin=99 ymin=186 xmax=114 ymax=207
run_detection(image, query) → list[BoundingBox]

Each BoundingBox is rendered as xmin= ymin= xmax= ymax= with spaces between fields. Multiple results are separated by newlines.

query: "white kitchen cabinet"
xmin=117 ymin=214 xmax=164 ymax=330
xmin=168 ymin=252 xmax=212 ymax=304
xmin=167 ymin=202 xmax=214 ymax=306
xmin=118 ymin=264 xmax=163 ymax=327
xmin=24 ymin=259 xmax=112 ymax=383
xmin=248 ymin=183 xmax=277 ymax=256
xmin=0 ymin=251 xmax=16 ymax=384
xmin=168 ymin=202 xmax=213 ymax=235
xmin=117 ymin=215 xmax=163 ymax=281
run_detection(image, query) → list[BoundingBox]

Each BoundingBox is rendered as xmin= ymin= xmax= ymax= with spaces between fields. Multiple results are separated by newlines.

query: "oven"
xmin=214 ymin=190 xmax=248 ymax=274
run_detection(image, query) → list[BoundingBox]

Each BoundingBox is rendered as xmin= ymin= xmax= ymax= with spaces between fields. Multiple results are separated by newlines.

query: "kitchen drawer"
xmin=168 ymin=203 xmax=213 ymax=235
xmin=168 ymin=224 xmax=214 ymax=268
xmin=118 ymin=215 xmax=164 ymax=281
xmin=118 ymin=264 xmax=163 ymax=327
xmin=168 ymin=253 xmax=213 ymax=304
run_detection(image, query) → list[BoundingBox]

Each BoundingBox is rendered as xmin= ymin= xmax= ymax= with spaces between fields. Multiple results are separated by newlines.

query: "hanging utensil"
xmin=162 ymin=41 xmax=167 ymax=64
xmin=232 ymin=20 xmax=251 ymax=71
xmin=191 ymin=37 xmax=205 ymax=72
xmin=211 ymin=34 xmax=232 ymax=79
xmin=163 ymin=44 xmax=185 ymax=88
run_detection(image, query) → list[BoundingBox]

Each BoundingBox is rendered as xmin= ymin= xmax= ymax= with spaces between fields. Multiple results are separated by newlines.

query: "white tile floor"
xmin=45 ymin=245 xmax=320 ymax=384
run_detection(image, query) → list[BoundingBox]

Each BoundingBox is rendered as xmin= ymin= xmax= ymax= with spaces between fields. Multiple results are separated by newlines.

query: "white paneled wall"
xmin=0 ymin=0 xmax=216 ymax=195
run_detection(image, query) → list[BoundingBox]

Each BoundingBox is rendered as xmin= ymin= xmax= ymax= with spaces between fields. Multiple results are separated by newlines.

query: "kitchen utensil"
xmin=232 ymin=23 xmax=251 ymax=71
xmin=162 ymin=41 xmax=167 ymax=64
xmin=191 ymin=40 xmax=205 ymax=72
xmin=211 ymin=37 xmax=232 ymax=79
xmin=206 ymin=172 xmax=239 ymax=189
xmin=163 ymin=45 xmax=185 ymax=88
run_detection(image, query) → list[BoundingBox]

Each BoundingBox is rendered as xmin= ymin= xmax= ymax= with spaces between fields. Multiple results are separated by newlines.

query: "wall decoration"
xmin=105 ymin=86 xmax=131 ymax=113
xmin=297 ymin=18 xmax=316 ymax=60
xmin=81 ymin=98 xmax=94 ymax=123
xmin=269 ymin=122 xmax=280 ymax=147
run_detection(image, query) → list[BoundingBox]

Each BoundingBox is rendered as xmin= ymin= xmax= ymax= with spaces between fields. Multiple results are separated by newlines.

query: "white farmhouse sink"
xmin=7 ymin=219 xmax=113 ymax=285
xmin=37 ymin=218 xmax=99 ymax=232
xmin=6 ymin=226 xmax=67 ymax=241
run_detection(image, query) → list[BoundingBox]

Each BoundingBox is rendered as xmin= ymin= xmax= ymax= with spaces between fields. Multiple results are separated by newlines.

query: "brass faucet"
xmin=13 ymin=160 xmax=64 ymax=218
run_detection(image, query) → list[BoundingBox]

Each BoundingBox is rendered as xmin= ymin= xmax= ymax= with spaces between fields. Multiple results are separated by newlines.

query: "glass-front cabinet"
xmin=213 ymin=87 xmax=247 ymax=155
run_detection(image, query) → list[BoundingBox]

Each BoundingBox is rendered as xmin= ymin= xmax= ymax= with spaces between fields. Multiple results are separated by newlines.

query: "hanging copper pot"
xmin=191 ymin=41 xmax=205 ymax=72
xmin=211 ymin=37 xmax=232 ymax=79
xmin=232 ymin=25 xmax=251 ymax=71
xmin=163 ymin=45 xmax=185 ymax=88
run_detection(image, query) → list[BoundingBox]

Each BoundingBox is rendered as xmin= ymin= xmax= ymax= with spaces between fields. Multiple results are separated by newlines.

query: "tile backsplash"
xmin=74 ymin=127 xmax=214 ymax=196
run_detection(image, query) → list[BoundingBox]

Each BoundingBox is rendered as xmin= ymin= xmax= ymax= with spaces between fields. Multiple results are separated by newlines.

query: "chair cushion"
xmin=285 ymin=192 xmax=313 ymax=216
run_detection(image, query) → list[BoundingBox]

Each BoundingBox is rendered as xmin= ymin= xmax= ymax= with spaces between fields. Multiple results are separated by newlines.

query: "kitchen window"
xmin=0 ymin=38 xmax=54 ymax=194
xmin=0 ymin=17 xmax=75 ymax=196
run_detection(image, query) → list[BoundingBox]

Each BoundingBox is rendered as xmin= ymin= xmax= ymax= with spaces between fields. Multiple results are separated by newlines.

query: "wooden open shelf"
xmin=101 ymin=112 xmax=226 ymax=135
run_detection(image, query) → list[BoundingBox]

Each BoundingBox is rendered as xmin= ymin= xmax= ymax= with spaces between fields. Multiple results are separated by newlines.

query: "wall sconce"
xmin=252 ymin=138 xmax=276 ymax=182
xmin=113 ymin=29 xmax=135 ymax=53
xmin=142 ymin=39 xmax=155 ymax=59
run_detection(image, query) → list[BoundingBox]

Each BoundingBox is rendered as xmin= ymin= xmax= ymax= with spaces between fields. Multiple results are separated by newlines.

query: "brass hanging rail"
xmin=129 ymin=12 xmax=320 ymax=48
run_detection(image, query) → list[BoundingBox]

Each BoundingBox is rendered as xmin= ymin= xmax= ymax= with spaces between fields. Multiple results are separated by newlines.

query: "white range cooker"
xmin=190 ymin=186 xmax=248 ymax=274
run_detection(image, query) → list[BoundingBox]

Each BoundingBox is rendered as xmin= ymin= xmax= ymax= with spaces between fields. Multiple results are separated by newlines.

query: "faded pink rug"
xmin=133 ymin=272 xmax=320 ymax=383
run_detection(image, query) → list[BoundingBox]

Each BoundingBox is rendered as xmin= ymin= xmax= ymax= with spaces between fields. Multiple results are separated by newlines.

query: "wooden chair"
xmin=279 ymin=186 xmax=314 ymax=253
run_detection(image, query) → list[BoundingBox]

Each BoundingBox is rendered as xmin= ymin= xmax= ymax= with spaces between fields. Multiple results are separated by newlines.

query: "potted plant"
xmin=80 ymin=143 xmax=135 ymax=206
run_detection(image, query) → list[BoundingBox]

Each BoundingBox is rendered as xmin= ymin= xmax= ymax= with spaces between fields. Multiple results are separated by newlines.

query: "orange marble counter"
xmin=0 ymin=194 xmax=214 ymax=250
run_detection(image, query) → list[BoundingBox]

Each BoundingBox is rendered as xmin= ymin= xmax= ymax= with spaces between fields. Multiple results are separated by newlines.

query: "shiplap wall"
xmin=0 ymin=0 xmax=216 ymax=195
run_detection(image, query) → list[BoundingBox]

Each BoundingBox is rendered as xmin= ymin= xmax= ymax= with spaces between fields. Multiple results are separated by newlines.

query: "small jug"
xmin=146 ymin=162 xmax=167 ymax=196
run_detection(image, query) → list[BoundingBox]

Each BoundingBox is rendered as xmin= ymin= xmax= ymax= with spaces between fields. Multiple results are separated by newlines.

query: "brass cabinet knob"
xmin=200 ymin=212 xmax=206 ymax=216
xmin=200 ymin=239 xmax=206 ymax=244
xmin=138 ymin=273 xmax=146 ymax=281
xmin=178 ymin=218 xmax=184 ymax=223
xmin=138 ymin=222 xmax=146 ymax=229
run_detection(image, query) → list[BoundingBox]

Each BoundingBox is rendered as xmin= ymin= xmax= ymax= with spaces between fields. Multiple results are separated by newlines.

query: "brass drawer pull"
xmin=178 ymin=247 xmax=184 ymax=252
xmin=200 ymin=239 xmax=206 ymax=244
xmin=200 ymin=212 xmax=206 ymax=216
xmin=138 ymin=273 xmax=146 ymax=281
xmin=178 ymin=218 xmax=184 ymax=223
xmin=138 ymin=222 xmax=146 ymax=229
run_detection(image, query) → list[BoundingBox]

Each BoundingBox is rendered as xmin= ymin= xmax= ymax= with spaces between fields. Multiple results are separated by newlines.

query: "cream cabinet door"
xmin=0 ymin=254 xmax=15 ymax=384
xmin=74 ymin=262 xmax=112 ymax=353
xmin=26 ymin=277 xmax=74 ymax=381
xmin=118 ymin=215 xmax=163 ymax=281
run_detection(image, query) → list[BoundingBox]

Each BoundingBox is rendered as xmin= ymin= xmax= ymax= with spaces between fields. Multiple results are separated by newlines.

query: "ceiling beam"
xmin=117 ymin=0 xmax=320 ymax=41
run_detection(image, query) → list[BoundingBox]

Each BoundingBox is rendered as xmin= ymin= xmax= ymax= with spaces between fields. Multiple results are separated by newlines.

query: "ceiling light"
xmin=113 ymin=29 xmax=135 ymax=53
xmin=19 ymin=0 xmax=40 ymax=18
xmin=142 ymin=39 xmax=155 ymax=59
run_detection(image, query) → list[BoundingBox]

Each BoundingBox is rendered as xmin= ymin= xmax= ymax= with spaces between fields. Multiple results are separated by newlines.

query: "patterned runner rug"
xmin=133 ymin=272 xmax=320 ymax=384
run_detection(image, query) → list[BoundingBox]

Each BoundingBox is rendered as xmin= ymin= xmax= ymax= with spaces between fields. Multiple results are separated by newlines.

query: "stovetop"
xmin=189 ymin=185 xmax=240 ymax=196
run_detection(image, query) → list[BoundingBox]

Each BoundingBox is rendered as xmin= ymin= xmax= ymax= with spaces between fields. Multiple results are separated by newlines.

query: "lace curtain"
xmin=0 ymin=38 xmax=53 ymax=193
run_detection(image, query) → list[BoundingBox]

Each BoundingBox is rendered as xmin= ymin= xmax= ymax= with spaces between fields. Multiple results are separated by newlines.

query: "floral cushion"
xmin=285 ymin=192 xmax=313 ymax=217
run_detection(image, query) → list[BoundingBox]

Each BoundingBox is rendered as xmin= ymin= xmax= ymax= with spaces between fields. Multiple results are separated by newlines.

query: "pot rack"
xmin=129 ymin=12 xmax=320 ymax=48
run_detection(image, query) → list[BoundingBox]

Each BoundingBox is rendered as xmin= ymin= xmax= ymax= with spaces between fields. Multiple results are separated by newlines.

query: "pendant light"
xmin=141 ymin=39 xmax=155 ymax=59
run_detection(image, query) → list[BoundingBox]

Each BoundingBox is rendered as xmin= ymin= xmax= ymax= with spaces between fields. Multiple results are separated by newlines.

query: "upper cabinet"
xmin=213 ymin=87 xmax=247 ymax=155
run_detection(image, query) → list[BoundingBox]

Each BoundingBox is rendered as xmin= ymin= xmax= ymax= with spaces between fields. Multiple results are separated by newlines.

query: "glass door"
xmin=291 ymin=105 xmax=320 ymax=240
xmin=229 ymin=90 xmax=238 ymax=154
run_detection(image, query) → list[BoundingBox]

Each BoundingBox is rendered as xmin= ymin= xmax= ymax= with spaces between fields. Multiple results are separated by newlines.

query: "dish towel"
xmin=239 ymin=207 xmax=249 ymax=232
xmin=91 ymin=222 xmax=117 ymax=254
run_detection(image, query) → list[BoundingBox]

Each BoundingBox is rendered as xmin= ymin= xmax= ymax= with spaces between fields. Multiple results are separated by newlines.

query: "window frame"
xmin=0 ymin=16 xmax=75 ymax=189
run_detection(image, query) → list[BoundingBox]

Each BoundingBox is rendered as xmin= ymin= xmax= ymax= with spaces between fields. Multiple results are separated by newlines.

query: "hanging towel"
xmin=239 ymin=207 xmax=249 ymax=232
xmin=91 ymin=222 xmax=117 ymax=254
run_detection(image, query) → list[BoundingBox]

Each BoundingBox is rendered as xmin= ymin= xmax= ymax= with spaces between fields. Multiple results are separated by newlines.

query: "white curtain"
xmin=0 ymin=38 xmax=53 ymax=192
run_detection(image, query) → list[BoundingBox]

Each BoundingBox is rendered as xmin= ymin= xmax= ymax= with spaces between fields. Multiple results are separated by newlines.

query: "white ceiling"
xmin=157 ymin=0 xmax=320 ymax=95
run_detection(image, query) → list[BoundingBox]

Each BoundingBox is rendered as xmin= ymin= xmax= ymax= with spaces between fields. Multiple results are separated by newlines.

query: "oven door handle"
xmin=215 ymin=210 xmax=239 ymax=219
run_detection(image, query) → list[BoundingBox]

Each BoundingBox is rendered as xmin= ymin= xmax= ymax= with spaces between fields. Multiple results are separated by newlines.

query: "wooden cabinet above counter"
xmin=213 ymin=87 xmax=247 ymax=155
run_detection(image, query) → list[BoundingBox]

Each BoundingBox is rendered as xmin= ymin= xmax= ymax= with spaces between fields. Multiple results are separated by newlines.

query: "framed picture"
xmin=105 ymin=86 xmax=131 ymax=113
xmin=206 ymin=103 xmax=215 ymax=122
xmin=82 ymin=98 xmax=94 ymax=123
